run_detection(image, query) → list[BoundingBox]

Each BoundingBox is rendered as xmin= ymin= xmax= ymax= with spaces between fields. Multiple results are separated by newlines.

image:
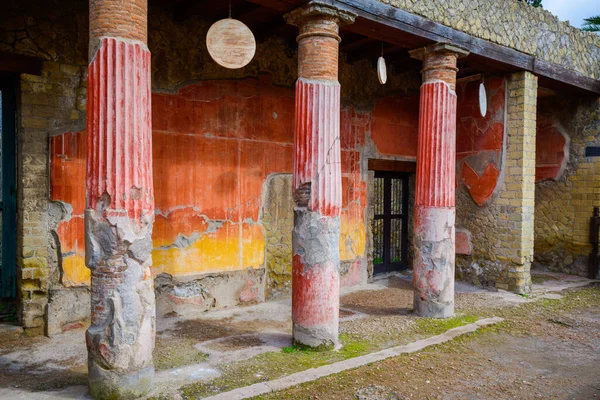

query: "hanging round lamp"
xmin=206 ymin=18 xmax=256 ymax=69
xmin=478 ymin=79 xmax=487 ymax=117
xmin=377 ymin=56 xmax=387 ymax=85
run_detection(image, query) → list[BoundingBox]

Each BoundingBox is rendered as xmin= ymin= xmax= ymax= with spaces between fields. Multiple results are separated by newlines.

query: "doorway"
xmin=372 ymin=171 xmax=410 ymax=275
xmin=0 ymin=76 xmax=17 ymax=300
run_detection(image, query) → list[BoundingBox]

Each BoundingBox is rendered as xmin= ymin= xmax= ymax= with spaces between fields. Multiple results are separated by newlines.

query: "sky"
xmin=542 ymin=0 xmax=600 ymax=28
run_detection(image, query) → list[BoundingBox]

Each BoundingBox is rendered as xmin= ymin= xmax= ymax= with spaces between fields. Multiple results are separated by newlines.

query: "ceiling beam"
xmin=332 ymin=0 xmax=600 ymax=95
xmin=0 ymin=52 xmax=43 ymax=76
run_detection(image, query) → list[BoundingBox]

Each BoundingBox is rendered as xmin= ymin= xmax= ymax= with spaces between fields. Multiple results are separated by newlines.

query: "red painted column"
xmin=409 ymin=43 xmax=469 ymax=318
xmin=86 ymin=0 xmax=155 ymax=398
xmin=285 ymin=2 xmax=355 ymax=348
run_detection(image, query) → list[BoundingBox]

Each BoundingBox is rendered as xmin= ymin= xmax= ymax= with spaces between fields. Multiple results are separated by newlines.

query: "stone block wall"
xmin=457 ymin=72 xmax=538 ymax=293
xmin=379 ymin=0 xmax=600 ymax=79
xmin=19 ymin=64 xmax=87 ymax=335
xmin=534 ymin=95 xmax=600 ymax=275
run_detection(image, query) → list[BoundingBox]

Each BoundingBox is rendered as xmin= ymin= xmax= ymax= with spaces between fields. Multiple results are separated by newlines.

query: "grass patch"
xmin=178 ymin=334 xmax=376 ymax=399
xmin=414 ymin=314 xmax=479 ymax=336
xmin=178 ymin=318 xmax=479 ymax=399
xmin=154 ymin=336 xmax=209 ymax=371
xmin=531 ymin=274 xmax=558 ymax=284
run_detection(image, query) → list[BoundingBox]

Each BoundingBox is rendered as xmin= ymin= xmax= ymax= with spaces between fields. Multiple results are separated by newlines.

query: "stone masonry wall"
xmin=379 ymin=0 xmax=600 ymax=79
xmin=0 ymin=0 xmax=88 ymax=334
xmin=534 ymin=95 xmax=600 ymax=276
xmin=457 ymin=72 xmax=537 ymax=293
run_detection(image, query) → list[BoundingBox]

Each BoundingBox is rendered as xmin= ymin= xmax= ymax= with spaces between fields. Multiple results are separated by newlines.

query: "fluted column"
xmin=409 ymin=43 xmax=468 ymax=318
xmin=85 ymin=0 xmax=155 ymax=398
xmin=285 ymin=1 xmax=355 ymax=348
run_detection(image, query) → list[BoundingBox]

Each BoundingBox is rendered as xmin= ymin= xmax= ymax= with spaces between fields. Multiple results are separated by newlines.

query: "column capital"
xmin=410 ymin=43 xmax=469 ymax=89
xmin=285 ymin=1 xmax=356 ymax=32
xmin=409 ymin=42 xmax=469 ymax=61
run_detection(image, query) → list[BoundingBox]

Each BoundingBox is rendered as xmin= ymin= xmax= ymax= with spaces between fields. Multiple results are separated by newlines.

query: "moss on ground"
xmin=249 ymin=284 xmax=600 ymax=399
xmin=178 ymin=284 xmax=600 ymax=399
xmin=531 ymin=274 xmax=559 ymax=284
xmin=177 ymin=317 xmax=480 ymax=399
xmin=178 ymin=333 xmax=377 ymax=399
xmin=414 ymin=315 xmax=479 ymax=336
xmin=154 ymin=336 xmax=208 ymax=371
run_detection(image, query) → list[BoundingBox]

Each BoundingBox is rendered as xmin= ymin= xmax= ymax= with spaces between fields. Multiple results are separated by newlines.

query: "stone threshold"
xmin=203 ymin=317 xmax=504 ymax=400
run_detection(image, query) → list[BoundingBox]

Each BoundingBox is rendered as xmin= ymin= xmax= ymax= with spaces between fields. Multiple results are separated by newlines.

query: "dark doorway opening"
xmin=372 ymin=171 xmax=410 ymax=275
xmin=0 ymin=76 xmax=17 ymax=300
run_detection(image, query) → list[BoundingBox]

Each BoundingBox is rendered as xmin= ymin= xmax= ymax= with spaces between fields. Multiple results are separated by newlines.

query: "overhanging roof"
xmin=237 ymin=0 xmax=600 ymax=95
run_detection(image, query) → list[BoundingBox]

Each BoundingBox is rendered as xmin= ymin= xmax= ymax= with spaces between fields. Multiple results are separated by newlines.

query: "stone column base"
xmin=88 ymin=360 xmax=154 ymax=400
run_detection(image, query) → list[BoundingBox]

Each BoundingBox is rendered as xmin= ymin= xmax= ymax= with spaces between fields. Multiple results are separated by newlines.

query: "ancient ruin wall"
xmin=534 ymin=96 xmax=600 ymax=276
xmin=379 ymin=0 xmax=600 ymax=79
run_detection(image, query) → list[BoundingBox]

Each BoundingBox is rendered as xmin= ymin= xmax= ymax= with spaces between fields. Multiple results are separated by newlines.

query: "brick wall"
xmin=456 ymin=72 xmax=538 ymax=293
xmin=534 ymin=96 xmax=600 ymax=275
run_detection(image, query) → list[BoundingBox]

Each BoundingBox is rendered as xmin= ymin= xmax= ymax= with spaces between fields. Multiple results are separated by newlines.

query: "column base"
xmin=413 ymin=293 xmax=454 ymax=318
xmin=293 ymin=323 xmax=338 ymax=350
xmin=88 ymin=360 xmax=154 ymax=400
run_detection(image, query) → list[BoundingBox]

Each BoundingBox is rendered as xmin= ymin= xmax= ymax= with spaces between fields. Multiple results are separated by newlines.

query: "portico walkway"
xmin=0 ymin=271 xmax=593 ymax=399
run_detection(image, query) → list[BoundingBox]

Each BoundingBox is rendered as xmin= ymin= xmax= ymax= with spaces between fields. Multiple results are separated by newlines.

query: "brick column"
xmin=285 ymin=2 xmax=355 ymax=348
xmin=494 ymin=71 xmax=537 ymax=293
xmin=409 ymin=43 xmax=468 ymax=318
xmin=86 ymin=0 xmax=155 ymax=398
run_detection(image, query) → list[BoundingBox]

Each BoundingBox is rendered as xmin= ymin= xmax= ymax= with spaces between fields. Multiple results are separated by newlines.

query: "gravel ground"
xmin=0 ymin=273 xmax=595 ymax=399
xmin=255 ymin=283 xmax=600 ymax=400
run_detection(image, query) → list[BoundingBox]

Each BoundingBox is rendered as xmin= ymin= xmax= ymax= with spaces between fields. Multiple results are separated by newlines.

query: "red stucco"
xmin=536 ymin=115 xmax=567 ymax=182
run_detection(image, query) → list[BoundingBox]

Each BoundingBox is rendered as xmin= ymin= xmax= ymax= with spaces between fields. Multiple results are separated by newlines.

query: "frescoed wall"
xmin=49 ymin=77 xmax=420 ymax=295
xmin=456 ymin=77 xmax=506 ymax=207
xmin=535 ymin=114 xmax=568 ymax=182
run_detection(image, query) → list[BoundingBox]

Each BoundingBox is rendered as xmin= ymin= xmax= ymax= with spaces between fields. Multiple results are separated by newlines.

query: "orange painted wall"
xmin=50 ymin=78 xmax=421 ymax=286
xmin=50 ymin=132 xmax=88 ymax=286
xmin=535 ymin=115 xmax=567 ymax=181
xmin=370 ymin=94 xmax=419 ymax=158
xmin=50 ymin=77 xmax=511 ymax=287
xmin=456 ymin=77 xmax=506 ymax=206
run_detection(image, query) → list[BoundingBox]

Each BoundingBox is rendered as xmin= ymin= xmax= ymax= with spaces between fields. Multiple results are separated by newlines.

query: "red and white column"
xmin=285 ymin=2 xmax=355 ymax=348
xmin=85 ymin=0 xmax=155 ymax=398
xmin=409 ymin=43 xmax=468 ymax=318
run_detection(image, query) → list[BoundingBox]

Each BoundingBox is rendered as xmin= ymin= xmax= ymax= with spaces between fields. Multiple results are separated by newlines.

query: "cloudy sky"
xmin=543 ymin=0 xmax=600 ymax=28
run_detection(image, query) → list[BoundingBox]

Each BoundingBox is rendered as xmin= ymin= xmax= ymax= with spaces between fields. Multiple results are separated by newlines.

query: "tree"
xmin=518 ymin=0 xmax=543 ymax=6
xmin=582 ymin=16 xmax=600 ymax=32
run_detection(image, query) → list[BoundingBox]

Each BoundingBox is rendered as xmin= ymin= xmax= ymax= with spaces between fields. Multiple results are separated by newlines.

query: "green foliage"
xmin=518 ymin=0 xmax=542 ymax=6
xmin=582 ymin=16 xmax=600 ymax=32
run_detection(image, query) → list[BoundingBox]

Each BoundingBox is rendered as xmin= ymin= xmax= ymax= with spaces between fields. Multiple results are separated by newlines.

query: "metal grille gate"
xmin=372 ymin=171 xmax=409 ymax=275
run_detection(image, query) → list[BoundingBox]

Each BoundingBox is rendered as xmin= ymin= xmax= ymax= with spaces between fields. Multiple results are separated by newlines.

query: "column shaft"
xmin=286 ymin=1 xmax=355 ymax=348
xmin=86 ymin=1 xmax=155 ymax=398
xmin=410 ymin=44 xmax=468 ymax=318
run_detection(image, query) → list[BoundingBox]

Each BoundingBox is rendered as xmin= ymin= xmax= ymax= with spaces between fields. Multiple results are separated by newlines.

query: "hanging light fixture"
xmin=206 ymin=0 xmax=256 ymax=69
xmin=479 ymin=76 xmax=487 ymax=117
xmin=377 ymin=42 xmax=387 ymax=85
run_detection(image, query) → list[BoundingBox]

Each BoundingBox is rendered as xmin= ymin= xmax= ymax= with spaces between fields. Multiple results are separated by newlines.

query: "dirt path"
xmin=255 ymin=285 xmax=600 ymax=400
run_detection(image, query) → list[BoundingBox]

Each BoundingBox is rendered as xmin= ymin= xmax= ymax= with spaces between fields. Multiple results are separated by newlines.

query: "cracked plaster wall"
xmin=8 ymin=0 xmax=599 ymax=332
xmin=30 ymin=0 xmax=424 ymax=323
xmin=534 ymin=96 xmax=600 ymax=276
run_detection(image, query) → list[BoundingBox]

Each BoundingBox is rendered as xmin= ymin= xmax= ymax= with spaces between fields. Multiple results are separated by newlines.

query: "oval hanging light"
xmin=478 ymin=78 xmax=487 ymax=117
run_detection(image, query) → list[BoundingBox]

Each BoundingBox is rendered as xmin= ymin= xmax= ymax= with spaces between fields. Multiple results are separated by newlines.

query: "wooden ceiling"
xmin=148 ymin=0 xmax=600 ymax=95
xmin=149 ymin=0 xmax=445 ymax=77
